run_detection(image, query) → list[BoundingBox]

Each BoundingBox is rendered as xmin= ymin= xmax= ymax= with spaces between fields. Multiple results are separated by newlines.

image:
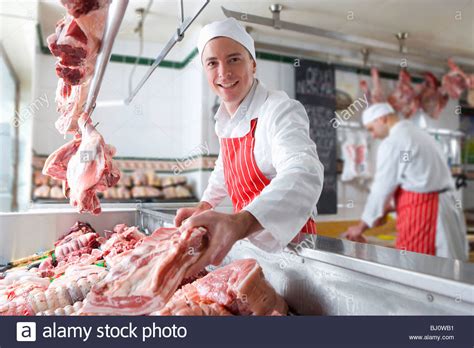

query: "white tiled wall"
xmin=32 ymin=48 xmax=204 ymax=159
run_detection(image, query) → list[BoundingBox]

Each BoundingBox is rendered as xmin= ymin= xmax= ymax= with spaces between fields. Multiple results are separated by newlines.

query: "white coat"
xmin=361 ymin=120 xmax=468 ymax=260
xmin=202 ymin=79 xmax=325 ymax=252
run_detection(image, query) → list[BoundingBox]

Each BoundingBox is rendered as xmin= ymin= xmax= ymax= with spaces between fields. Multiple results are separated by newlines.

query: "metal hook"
xmin=269 ymin=4 xmax=283 ymax=29
xmin=395 ymin=32 xmax=409 ymax=54
xmin=360 ymin=48 xmax=370 ymax=67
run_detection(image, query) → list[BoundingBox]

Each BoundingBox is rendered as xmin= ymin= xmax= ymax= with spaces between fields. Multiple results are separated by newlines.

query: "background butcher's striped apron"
xmin=220 ymin=119 xmax=316 ymax=237
xmin=394 ymin=188 xmax=438 ymax=255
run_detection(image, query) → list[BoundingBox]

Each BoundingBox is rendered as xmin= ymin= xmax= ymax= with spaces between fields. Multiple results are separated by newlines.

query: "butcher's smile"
xmin=218 ymin=81 xmax=239 ymax=89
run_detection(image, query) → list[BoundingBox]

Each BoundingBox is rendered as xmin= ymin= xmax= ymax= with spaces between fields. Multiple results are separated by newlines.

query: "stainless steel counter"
xmin=224 ymin=237 xmax=473 ymax=315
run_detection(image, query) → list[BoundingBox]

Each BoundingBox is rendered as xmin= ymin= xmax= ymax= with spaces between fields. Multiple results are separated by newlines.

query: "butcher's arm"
xmin=360 ymin=141 xmax=400 ymax=228
xmin=342 ymin=142 xmax=400 ymax=241
xmin=243 ymin=99 xmax=324 ymax=251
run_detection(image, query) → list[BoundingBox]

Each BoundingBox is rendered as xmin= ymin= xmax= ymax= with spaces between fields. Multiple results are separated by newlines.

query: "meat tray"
xmin=1 ymin=204 xmax=473 ymax=315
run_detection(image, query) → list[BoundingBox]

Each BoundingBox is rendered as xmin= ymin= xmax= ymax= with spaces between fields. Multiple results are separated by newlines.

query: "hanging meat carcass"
xmin=440 ymin=58 xmax=469 ymax=100
xmin=55 ymin=79 xmax=89 ymax=134
xmin=417 ymin=72 xmax=449 ymax=119
xmin=47 ymin=0 xmax=109 ymax=134
xmin=43 ymin=0 xmax=120 ymax=215
xmin=466 ymin=74 xmax=474 ymax=107
xmin=387 ymin=69 xmax=420 ymax=118
xmin=42 ymin=134 xmax=81 ymax=194
xmin=359 ymin=67 xmax=386 ymax=104
xmin=42 ymin=116 xmax=120 ymax=215
xmin=60 ymin=0 xmax=109 ymax=18
xmin=66 ymin=118 xmax=120 ymax=214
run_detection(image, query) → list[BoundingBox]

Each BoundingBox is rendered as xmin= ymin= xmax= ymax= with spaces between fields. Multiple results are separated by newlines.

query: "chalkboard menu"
xmin=295 ymin=60 xmax=337 ymax=214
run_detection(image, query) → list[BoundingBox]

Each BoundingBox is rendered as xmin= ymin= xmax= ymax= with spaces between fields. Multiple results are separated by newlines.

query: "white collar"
xmin=214 ymin=79 xmax=269 ymax=138
xmin=214 ymin=79 xmax=257 ymax=121
xmin=389 ymin=119 xmax=408 ymax=136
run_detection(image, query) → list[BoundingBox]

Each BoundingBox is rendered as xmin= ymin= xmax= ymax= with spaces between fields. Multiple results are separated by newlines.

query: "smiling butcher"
xmin=175 ymin=18 xmax=324 ymax=275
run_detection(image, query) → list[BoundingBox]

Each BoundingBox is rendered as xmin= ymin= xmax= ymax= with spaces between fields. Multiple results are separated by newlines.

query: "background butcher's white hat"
xmin=362 ymin=103 xmax=396 ymax=125
xmin=197 ymin=17 xmax=256 ymax=63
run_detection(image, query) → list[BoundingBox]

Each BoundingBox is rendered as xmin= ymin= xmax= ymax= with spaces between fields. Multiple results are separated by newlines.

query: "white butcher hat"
xmin=362 ymin=103 xmax=395 ymax=126
xmin=197 ymin=17 xmax=256 ymax=63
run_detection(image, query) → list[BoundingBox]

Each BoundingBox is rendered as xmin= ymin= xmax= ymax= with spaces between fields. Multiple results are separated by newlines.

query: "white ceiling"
xmin=39 ymin=0 xmax=474 ymax=55
xmin=1 ymin=0 xmax=473 ymax=92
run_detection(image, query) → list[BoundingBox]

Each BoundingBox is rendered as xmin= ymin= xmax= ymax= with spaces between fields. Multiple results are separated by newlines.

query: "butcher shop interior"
xmin=1 ymin=0 xmax=474 ymax=329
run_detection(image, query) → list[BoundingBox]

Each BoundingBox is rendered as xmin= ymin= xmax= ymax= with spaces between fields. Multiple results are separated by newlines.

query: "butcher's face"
xmin=366 ymin=117 xmax=389 ymax=139
xmin=202 ymin=37 xmax=256 ymax=115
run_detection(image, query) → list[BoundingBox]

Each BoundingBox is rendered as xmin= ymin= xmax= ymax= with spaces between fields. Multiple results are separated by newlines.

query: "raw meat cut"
xmin=65 ymin=221 xmax=96 ymax=235
xmin=157 ymin=285 xmax=233 ymax=316
xmin=80 ymin=226 xmax=208 ymax=315
xmin=66 ymin=118 xmax=120 ymax=214
xmin=101 ymin=224 xmax=145 ymax=267
xmin=48 ymin=17 xmax=89 ymax=70
xmin=43 ymin=0 xmax=121 ymax=215
xmin=370 ymin=67 xmax=386 ymax=103
xmin=179 ymin=269 xmax=208 ymax=289
xmin=466 ymin=74 xmax=474 ymax=107
xmin=37 ymin=300 xmax=84 ymax=316
xmin=341 ymin=132 xmax=370 ymax=182
xmin=39 ymin=249 xmax=103 ymax=278
xmin=44 ymin=221 xmax=97 ymax=260
xmin=3 ymin=221 xmax=290 ymax=317
xmin=360 ymin=68 xmax=386 ymax=104
xmin=418 ymin=72 xmax=449 ymax=119
xmin=54 ymin=222 xmax=100 ymax=261
xmin=1 ymin=265 xmax=106 ymax=316
xmin=61 ymin=0 xmax=109 ymax=18
xmin=47 ymin=0 xmax=108 ymax=133
xmin=0 ymin=271 xmax=50 ymax=316
xmin=48 ymin=12 xmax=106 ymax=86
xmin=47 ymin=1 xmax=107 ymax=79
xmin=28 ymin=265 xmax=106 ymax=314
xmin=156 ymin=259 xmax=288 ymax=316
xmin=55 ymin=232 xmax=100 ymax=259
xmin=440 ymin=58 xmax=468 ymax=99
xmin=42 ymin=135 xmax=81 ymax=181
xmin=388 ymin=69 xmax=420 ymax=118
xmin=44 ymin=117 xmax=121 ymax=215
xmin=38 ymin=221 xmax=103 ymax=277
xmin=55 ymin=80 xmax=89 ymax=134
xmin=54 ymin=249 xmax=103 ymax=276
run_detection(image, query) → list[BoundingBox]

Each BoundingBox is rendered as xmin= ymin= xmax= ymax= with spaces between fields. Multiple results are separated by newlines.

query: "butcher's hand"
xmin=182 ymin=210 xmax=262 ymax=277
xmin=341 ymin=221 xmax=368 ymax=243
xmin=174 ymin=201 xmax=212 ymax=227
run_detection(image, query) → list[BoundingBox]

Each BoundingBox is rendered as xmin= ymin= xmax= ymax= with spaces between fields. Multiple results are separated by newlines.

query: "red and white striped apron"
xmin=394 ymin=187 xmax=439 ymax=255
xmin=220 ymin=119 xmax=316 ymax=238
